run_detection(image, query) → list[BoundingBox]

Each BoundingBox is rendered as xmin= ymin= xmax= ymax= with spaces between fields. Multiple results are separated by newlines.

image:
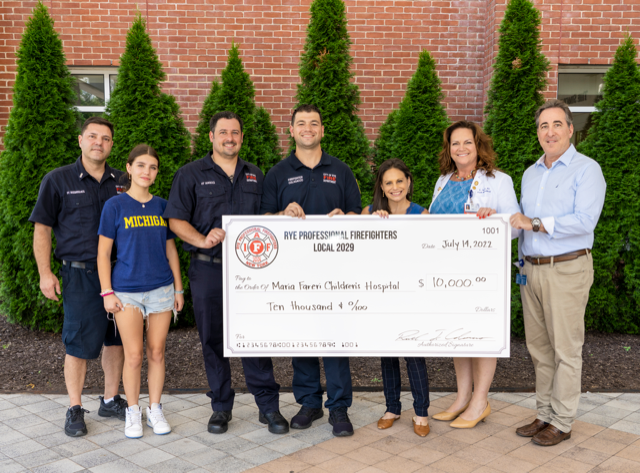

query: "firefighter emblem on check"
xmin=235 ymin=226 xmax=279 ymax=269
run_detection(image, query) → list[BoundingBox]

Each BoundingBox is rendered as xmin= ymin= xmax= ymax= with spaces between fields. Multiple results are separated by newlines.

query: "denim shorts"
xmin=115 ymin=283 xmax=176 ymax=320
xmin=60 ymin=263 xmax=122 ymax=360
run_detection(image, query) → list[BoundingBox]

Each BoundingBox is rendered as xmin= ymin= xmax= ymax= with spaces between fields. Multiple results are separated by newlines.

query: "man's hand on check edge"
xmin=327 ymin=208 xmax=344 ymax=217
xmin=283 ymin=202 xmax=305 ymax=219
xmin=202 ymin=228 xmax=226 ymax=248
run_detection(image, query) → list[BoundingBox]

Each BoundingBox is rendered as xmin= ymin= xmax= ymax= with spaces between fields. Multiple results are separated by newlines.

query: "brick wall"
xmin=1 ymin=0 xmax=639 ymax=153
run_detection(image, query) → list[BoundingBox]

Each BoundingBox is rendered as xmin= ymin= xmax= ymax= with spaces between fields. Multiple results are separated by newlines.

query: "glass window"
xmin=570 ymin=112 xmax=593 ymax=148
xmin=558 ymin=73 xmax=605 ymax=107
xmin=69 ymin=68 xmax=118 ymax=115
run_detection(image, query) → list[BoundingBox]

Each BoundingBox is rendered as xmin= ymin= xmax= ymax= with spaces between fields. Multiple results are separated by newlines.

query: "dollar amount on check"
xmin=222 ymin=215 xmax=512 ymax=357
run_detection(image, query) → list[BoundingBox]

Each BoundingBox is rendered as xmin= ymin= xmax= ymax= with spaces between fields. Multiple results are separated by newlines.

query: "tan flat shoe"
xmin=413 ymin=417 xmax=430 ymax=437
xmin=450 ymin=403 xmax=491 ymax=429
xmin=432 ymin=401 xmax=470 ymax=421
xmin=377 ymin=414 xmax=400 ymax=429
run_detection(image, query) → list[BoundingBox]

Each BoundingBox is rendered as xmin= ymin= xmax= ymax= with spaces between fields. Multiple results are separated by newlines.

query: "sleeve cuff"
xmin=541 ymin=216 xmax=555 ymax=237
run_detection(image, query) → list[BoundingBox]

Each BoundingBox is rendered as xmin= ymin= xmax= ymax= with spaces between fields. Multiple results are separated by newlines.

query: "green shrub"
xmin=373 ymin=51 xmax=449 ymax=208
xmin=0 ymin=2 xmax=79 ymax=331
xmin=294 ymin=0 xmax=373 ymax=203
xmin=578 ymin=34 xmax=640 ymax=333
xmin=105 ymin=12 xmax=194 ymax=326
xmin=192 ymin=44 xmax=281 ymax=174
xmin=483 ymin=0 xmax=550 ymax=336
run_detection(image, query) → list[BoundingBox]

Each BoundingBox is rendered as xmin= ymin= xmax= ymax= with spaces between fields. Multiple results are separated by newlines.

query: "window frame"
xmin=69 ymin=67 xmax=119 ymax=113
xmin=557 ymin=65 xmax=610 ymax=114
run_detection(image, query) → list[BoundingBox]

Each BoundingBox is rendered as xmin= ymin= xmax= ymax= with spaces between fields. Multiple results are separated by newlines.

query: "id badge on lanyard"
xmin=464 ymin=189 xmax=479 ymax=214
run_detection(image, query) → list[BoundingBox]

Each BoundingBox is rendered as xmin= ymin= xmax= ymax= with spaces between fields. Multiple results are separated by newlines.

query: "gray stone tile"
xmin=185 ymin=395 xmax=210 ymax=407
xmin=290 ymin=423 xmax=334 ymax=445
xmin=24 ymin=400 xmax=67 ymax=414
xmin=0 ymin=438 xmax=47 ymax=458
xmin=515 ymin=397 xmax=537 ymax=410
xmin=161 ymin=399 xmax=199 ymax=413
xmin=35 ymin=431 xmax=76 ymax=448
xmin=233 ymin=394 xmax=255 ymax=406
xmin=51 ymin=439 xmax=100 ymax=458
xmin=158 ymin=437 xmax=207 ymax=456
xmin=179 ymin=406 xmax=212 ymax=423
xmin=147 ymin=457 xmax=198 ymax=472
xmin=224 ymin=419 xmax=261 ymax=436
xmin=3 ymin=413 xmax=50 ymax=430
xmin=179 ymin=447 xmax=227 ymax=467
xmin=0 ymin=400 xmax=16 ymax=411
xmin=0 ymin=426 xmax=28 ymax=447
xmin=163 ymin=413 xmax=193 ymax=428
xmin=83 ymin=429 xmax=124 ymax=447
xmin=31 ymin=458 xmax=84 ymax=473
xmin=127 ymin=447 xmax=175 ymax=468
xmin=618 ymin=393 xmax=640 ymax=403
xmin=349 ymin=398 xmax=380 ymax=412
xmin=203 ymin=455 xmax=253 ymax=473
xmin=7 ymin=395 xmax=50 ymax=407
xmin=139 ymin=431 xmax=181 ymax=447
xmin=0 ymin=457 xmax=27 ymax=473
xmin=622 ymin=412 xmax=640 ymax=424
xmin=69 ymin=448 xmax=119 ymax=468
xmin=37 ymin=407 xmax=70 ymax=423
xmin=576 ymin=411 xmax=620 ymax=428
xmin=15 ymin=420 xmax=60 ymax=438
xmin=603 ymin=398 xmax=640 ymax=412
xmin=590 ymin=404 xmax=635 ymax=420
xmin=88 ymin=458 xmax=148 ymax=473
xmin=279 ymin=404 xmax=300 ymax=419
xmin=172 ymin=420 xmax=208 ymax=437
xmin=187 ymin=431 xmax=236 ymax=448
xmin=278 ymin=392 xmax=296 ymax=405
xmin=609 ymin=419 xmax=640 ymax=436
xmin=229 ymin=404 xmax=259 ymax=422
xmin=239 ymin=426 xmax=285 ymax=445
xmin=349 ymin=407 xmax=386 ymax=427
xmin=103 ymin=438 xmax=150 ymax=457
xmin=234 ymin=445 xmax=283 ymax=465
xmin=13 ymin=447 xmax=63 ymax=469
xmin=488 ymin=393 xmax=528 ymax=404
xmin=0 ymin=407 xmax=32 ymax=422
xmin=264 ymin=435 xmax=310 ymax=455
xmin=212 ymin=437 xmax=258 ymax=455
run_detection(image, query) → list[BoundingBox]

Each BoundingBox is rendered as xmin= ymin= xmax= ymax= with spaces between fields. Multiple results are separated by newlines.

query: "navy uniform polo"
xmin=29 ymin=156 xmax=124 ymax=360
xmin=164 ymin=152 xmax=280 ymax=416
xmin=163 ymin=152 xmax=263 ymax=259
xmin=29 ymin=157 xmax=125 ymax=262
xmin=260 ymin=149 xmax=359 ymax=414
xmin=260 ymin=151 xmax=362 ymax=215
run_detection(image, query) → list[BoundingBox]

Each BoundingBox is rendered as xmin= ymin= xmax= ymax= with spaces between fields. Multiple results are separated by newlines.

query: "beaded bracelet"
xmin=174 ymin=290 xmax=184 ymax=294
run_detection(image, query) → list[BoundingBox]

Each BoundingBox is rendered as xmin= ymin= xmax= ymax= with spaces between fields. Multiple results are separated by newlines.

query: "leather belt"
xmin=63 ymin=260 xmax=96 ymax=270
xmin=525 ymin=249 xmax=590 ymax=265
xmin=192 ymin=252 xmax=222 ymax=264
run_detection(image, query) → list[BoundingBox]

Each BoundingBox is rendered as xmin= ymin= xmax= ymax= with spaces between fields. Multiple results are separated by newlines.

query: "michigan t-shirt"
xmin=98 ymin=193 xmax=176 ymax=293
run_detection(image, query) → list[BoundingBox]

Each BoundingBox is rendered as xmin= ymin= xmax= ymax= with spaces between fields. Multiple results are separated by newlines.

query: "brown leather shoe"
xmin=413 ymin=417 xmax=430 ymax=437
xmin=377 ymin=415 xmax=399 ymax=429
xmin=515 ymin=419 xmax=549 ymax=437
xmin=532 ymin=425 xmax=571 ymax=446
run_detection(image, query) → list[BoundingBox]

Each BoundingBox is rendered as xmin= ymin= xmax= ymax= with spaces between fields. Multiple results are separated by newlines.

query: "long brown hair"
xmin=371 ymin=158 xmax=414 ymax=213
xmin=121 ymin=144 xmax=160 ymax=191
xmin=438 ymin=121 xmax=497 ymax=178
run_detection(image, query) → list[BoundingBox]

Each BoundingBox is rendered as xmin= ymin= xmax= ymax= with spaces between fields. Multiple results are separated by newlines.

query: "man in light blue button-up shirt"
xmin=510 ymin=100 xmax=605 ymax=447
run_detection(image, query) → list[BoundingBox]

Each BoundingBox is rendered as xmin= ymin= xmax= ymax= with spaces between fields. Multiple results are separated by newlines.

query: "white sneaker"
xmin=146 ymin=403 xmax=171 ymax=435
xmin=125 ymin=405 xmax=143 ymax=438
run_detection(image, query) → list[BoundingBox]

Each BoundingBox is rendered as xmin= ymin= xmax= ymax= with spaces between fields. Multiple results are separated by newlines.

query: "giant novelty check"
xmin=222 ymin=215 xmax=512 ymax=357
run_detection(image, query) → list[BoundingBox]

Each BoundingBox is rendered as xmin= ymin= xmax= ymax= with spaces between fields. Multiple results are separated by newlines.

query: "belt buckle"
xmin=536 ymin=257 xmax=541 ymax=265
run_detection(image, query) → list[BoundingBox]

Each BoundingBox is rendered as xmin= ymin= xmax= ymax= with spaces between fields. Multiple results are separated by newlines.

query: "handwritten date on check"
xmin=222 ymin=215 xmax=512 ymax=357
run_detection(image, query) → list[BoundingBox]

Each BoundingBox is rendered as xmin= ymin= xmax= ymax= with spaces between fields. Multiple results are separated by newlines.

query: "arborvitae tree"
xmin=373 ymin=109 xmax=399 ymax=168
xmin=0 ymin=2 xmax=79 ymax=331
xmin=385 ymin=51 xmax=449 ymax=208
xmin=295 ymin=0 xmax=373 ymax=203
xmin=192 ymin=80 xmax=221 ymax=159
xmin=105 ymin=12 xmax=191 ymax=200
xmin=192 ymin=44 xmax=281 ymax=174
xmin=483 ymin=0 xmax=549 ymax=336
xmin=106 ymin=13 xmax=193 ymax=325
xmin=577 ymin=34 xmax=640 ymax=333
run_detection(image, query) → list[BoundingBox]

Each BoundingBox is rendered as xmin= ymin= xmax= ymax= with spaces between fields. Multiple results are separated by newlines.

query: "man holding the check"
xmin=510 ymin=99 xmax=606 ymax=446
xmin=260 ymin=104 xmax=361 ymax=437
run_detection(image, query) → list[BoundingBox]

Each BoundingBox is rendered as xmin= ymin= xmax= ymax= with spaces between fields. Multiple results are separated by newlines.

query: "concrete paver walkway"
xmin=1 ymin=391 xmax=639 ymax=472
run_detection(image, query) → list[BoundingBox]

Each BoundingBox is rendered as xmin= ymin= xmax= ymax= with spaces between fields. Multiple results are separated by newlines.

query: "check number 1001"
xmin=420 ymin=274 xmax=497 ymax=291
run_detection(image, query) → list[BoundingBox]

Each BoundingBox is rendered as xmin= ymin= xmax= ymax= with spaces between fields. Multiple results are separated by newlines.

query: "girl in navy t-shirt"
xmin=97 ymin=144 xmax=184 ymax=439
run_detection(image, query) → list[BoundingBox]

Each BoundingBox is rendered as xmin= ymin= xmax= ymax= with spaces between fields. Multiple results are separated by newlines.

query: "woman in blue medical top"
xmin=430 ymin=121 xmax=519 ymax=429
xmin=363 ymin=158 xmax=431 ymax=437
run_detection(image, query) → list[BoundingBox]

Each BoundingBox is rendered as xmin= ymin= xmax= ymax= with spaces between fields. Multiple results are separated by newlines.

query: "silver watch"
xmin=531 ymin=217 xmax=541 ymax=232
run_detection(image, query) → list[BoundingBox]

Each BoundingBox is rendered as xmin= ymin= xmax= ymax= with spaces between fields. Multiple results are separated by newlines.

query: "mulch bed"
xmin=1 ymin=316 xmax=638 ymax=393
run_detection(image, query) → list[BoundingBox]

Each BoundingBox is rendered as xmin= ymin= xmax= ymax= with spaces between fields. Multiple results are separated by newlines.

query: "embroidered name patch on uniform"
xmin=323 ymin=173 xmax=337 ymax=184
xmin=245 ymin=173 xmax=257 ymax=183
xmin=66 ymin=190 xmax=85 ymax=195
xmin=288 ymin=176 xmax=303 ymax=185
xmin=115 ymin=185 xmax=125 ymax=194
xmin=200 ymin=181 xmax=215 ymax=185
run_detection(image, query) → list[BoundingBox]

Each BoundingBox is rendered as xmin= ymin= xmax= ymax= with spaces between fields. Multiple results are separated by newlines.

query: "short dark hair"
xmin=81 ymin=116 xmax=114 ymax=137
xmin=291 ymin=104 xmax=323 ymax=126
xmin=209 ymin=111 xmax=243 ymax=134
xmin=120 ymin=144 xmax=160 ymax=192
xmin=535 ymin=99 xmax=573 ymax=128
xmin=371 ymin=158 xmax=414 ymax=213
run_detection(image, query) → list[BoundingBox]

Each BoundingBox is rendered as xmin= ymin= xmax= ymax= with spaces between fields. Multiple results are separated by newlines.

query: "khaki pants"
xmin=520 ymin=253 xmax=593 ymax=433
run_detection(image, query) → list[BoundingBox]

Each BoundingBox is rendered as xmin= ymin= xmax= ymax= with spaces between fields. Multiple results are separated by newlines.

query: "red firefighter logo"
xmin=235 ymin=226 xmax=279 ymax=269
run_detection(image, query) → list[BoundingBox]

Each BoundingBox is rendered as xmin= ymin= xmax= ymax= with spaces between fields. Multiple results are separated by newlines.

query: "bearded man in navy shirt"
xmin=261 ymin=104 xmax=362 ymax=437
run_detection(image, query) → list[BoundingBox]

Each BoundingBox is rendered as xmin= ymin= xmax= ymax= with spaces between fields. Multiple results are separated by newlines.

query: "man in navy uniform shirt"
xmin=261 ymin=104 xmax=361 ymax=437
xmin=30 ymin=117 xmax=127 ymax=437
xmin=164 ymin=111 xmax=288 ymax=435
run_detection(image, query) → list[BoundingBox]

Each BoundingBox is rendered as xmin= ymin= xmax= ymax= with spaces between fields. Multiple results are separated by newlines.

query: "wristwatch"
xmin=531 ymin=217 xmax=541 ymax=232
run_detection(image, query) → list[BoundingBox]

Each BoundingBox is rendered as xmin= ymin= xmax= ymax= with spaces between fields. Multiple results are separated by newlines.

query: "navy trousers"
xmin=380 ymin=357 xmax=430 ymax=417
xmin=189 ymin=259 xmax=280 ymax=414
xmin=292 ymin=357 xmax=352 ymax=411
